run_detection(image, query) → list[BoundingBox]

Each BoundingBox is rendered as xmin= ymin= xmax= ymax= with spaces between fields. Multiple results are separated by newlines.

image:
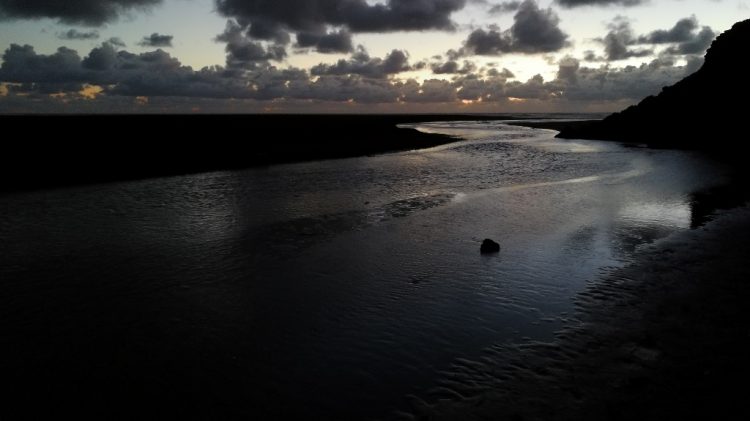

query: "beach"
xmin=1 ymin=118 xmax=748 ymax=419
xmin=404 ymin=182 xmax=750 ymax=421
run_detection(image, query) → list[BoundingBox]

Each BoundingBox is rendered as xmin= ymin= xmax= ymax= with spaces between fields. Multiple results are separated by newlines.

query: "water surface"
xmin=0 ymin=121 xmax=728 ymax=418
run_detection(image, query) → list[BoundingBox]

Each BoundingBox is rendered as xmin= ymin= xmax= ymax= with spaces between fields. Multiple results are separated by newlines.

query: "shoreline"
xmin=0 ymin=114 xmax=583 ymax=194
xmin=503 ymin=119 xmax=600 ymax=133
xmin=403 ymin=203 xmax=750 ymax=420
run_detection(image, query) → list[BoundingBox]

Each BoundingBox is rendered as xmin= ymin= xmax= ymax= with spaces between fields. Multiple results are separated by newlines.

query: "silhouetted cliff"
xmin=558 ymin=19 xmax=750 ymax=149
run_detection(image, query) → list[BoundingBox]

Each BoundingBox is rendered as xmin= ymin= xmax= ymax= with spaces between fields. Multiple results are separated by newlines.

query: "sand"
xmin=401 ymin=204 xmax=750 ymax=420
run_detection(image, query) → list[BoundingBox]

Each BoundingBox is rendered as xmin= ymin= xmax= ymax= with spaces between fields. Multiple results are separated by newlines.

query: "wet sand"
xmin=404 ymin=204 xmax=750 ymax=420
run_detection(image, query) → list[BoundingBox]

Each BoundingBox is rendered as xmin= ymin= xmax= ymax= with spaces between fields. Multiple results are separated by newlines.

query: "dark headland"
xmin=556 ymin=19 xmax=750 ymax=152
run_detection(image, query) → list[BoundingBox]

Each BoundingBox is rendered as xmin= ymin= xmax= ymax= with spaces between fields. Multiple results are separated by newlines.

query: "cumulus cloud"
xmin=310 ymin=47 xmax=412 ymax=78
xmin=0 ymin=0 xmax=162 ymax=25
xmin=556 ymin=56 xmax=580 ymax=84
xmin=431 ymin=60 xmax=476 ymax=74
xmin=488 ymin=1 xmax=522 ymax=14
xmin=0 ymin=42 xmax=251 ymax=98
xmin=57 ymin=29 xmax=100 ymax=41
xmin=138 ymin=33 xmax=173 ymax=47
xmin=599 ymin=17 xmax=652 ymax=60
xmin=634 ymin=17 xmax=716 ymax=55
xmin=595 ymin=16 xmax=715 ymax=61
xmin=556 ymin=0 xmax=645 ymax=7
xmin=214 ymin=0 xmax=468 ymax=50
xmin=487 ymin=67 xmax=515 ymax=78
xmin=216 ymin=21 xmax=287 ymax=68
xmin=0 ymin=37 xmax=703 ymax=111
xmin=296 ymin=29 xmax=353 ymax=54
xmin=558 ymin=57 xmax=697 ymax=101
xmin=664 ymin=27 xmax=715 ymax=55
xmin=459 ymin=0 xmax=569 ymax=56
xmin=108 ymin=37 xmax=127 ymax=48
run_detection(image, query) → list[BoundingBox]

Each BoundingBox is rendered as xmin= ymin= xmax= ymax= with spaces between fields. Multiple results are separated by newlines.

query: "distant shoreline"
xmin=0 ymin=114 xmax=596 ymax=194
xmin=503 ymin=119 xmax=600 ymax=133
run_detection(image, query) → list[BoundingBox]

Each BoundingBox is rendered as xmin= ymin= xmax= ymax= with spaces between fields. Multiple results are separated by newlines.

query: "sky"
xmin=0 ymin=0 xmax=747 ymax=113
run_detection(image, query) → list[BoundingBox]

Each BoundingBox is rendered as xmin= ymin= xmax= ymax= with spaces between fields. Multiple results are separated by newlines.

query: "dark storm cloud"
xmin=215 ymin=0 xmax=467 ymax=35
xmin=296 ymin=30 xmax=353 ymax=54
xmin=487 ymin=67 xmax=515 ymax=78
xmin=0 ymin=0 xmax=162 ymax=25
xmin=310 ymin=48 xmax=412 ymax=78
xmin=0 ymin=42 xmax=252 ymax=98
xmin=460 ymin=0 xmax=569 ymax=56
xmin=557 ymin=57 xmax=698 ymax=101
xmin=556 ymin=56 xmax=579 ymax=84
xmin=488 ymin=1 xmax=521 ymax=14
xmin=556 ymin=0 xmax=644 ymax=7
xmin=431 ymin=60 xmax=476 ymax=74
xmin=637 ymin=17 xmax=700 ymax=44
xmin=599 ymin=17 xmax=652 ymax=60
xmin=510 ymin=0 xmax=569 ymax=52
xmin=108 ymin=37 xmax=127 ymax=48
xmin=0 ymin=44 xmax=87 ymax=85
xmin=57 ymin=29 xmax=100 ymax=41
xmin=216 ymin=21 xmax=287 ymax=68
xmin=597 ymin=16 xmax=715 ymax=60
xmin=634 ymin=17 xmax=716 ymax=56
xmin=664 ymin=27 xmax=715 ymax=55
xmin=402 ymin=79 xmax=457 ymax=103
xmin=138 ymin=33 xmax=173 ymax=47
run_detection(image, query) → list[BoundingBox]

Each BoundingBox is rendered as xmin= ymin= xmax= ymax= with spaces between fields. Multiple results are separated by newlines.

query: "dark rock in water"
xmin=557 ymin=19 xmax=750 ymax=151
xmin=481 ymin=239 xmax=501 ymax=254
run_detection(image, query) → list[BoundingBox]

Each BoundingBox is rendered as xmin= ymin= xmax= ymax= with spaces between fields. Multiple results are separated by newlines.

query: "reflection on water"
xmin=0 ymin=121 xmax=731 ymax=419
xmin=620 ymin=201 xmax=692 ymax=228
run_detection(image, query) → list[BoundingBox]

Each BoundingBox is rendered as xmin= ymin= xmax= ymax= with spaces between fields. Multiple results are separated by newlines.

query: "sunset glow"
xmin=0 ymin=0 xmax=747 ymax=113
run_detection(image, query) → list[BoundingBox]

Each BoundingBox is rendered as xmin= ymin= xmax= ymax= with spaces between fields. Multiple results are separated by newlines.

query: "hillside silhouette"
xmin=558 ymin=19 xmax=750 ymax=149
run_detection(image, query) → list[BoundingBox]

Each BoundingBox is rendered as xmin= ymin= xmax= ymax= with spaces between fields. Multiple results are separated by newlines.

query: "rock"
xmin=480 ymin=238 xmax=501 ymax=254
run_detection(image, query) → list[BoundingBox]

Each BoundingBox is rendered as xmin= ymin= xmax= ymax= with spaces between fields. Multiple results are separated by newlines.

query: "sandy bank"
xmin=403 ymin=205 xmax=750 ymax=420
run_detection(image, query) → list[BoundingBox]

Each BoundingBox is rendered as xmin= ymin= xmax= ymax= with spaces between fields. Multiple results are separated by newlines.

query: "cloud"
xmin=634 ymin=17 xmax=716 ymax=55
xmin=557 ymin=57 xmax=698 ymax=101
xmin=488 ymin=1 xmax=521 ymax=14
xmin=0 ymin=42 xmax=252 ymax=98
xmin=556 ymin=56 xmax=580 ymax=84
xmin=0 ymin=0 xmax=162 ymax=25
xmin=138 ymin=33 xmax=173 ymax=47
xmin=599 ymin=17 xmax=652 ymax=60
xmin=0 ymin=44 xmax=87 ymax=87
xmin=402 ymin=79 xmax=458 ymax=103
xmin=487 ymin=67 xmax=515 ymax=78
xmin=431 ymin=60 xmax=476 ymax=74
xmin=0 ymin=39 xmax=702 ymax=111
xmin=596 ymin=16 xmax=716 ymax=60
xmin=216 ymin=21 xmax=287 ymax=68
xmin=214 ymin=0 xmax=468 ymax=47
xmin=459 ymin=0 xmax=569 ymax=56
xmin=664 ymin=27 xmax=715 ymax=55
xmin=310 ymin=47 xmax=412 ymax=78
xmin=556 ymin=0 xmax=645 ymax=7
xmin=296 ymin=29 xmax=353 ymax=54
xmin=57 ymin=29 xmax=100 ymax=41
xmin=108 ymin=37 xmax=127 ymax=48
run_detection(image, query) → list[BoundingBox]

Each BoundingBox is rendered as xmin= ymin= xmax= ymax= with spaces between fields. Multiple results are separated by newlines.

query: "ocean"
xmin=0 ymin=119 xmax=729 ymax=418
